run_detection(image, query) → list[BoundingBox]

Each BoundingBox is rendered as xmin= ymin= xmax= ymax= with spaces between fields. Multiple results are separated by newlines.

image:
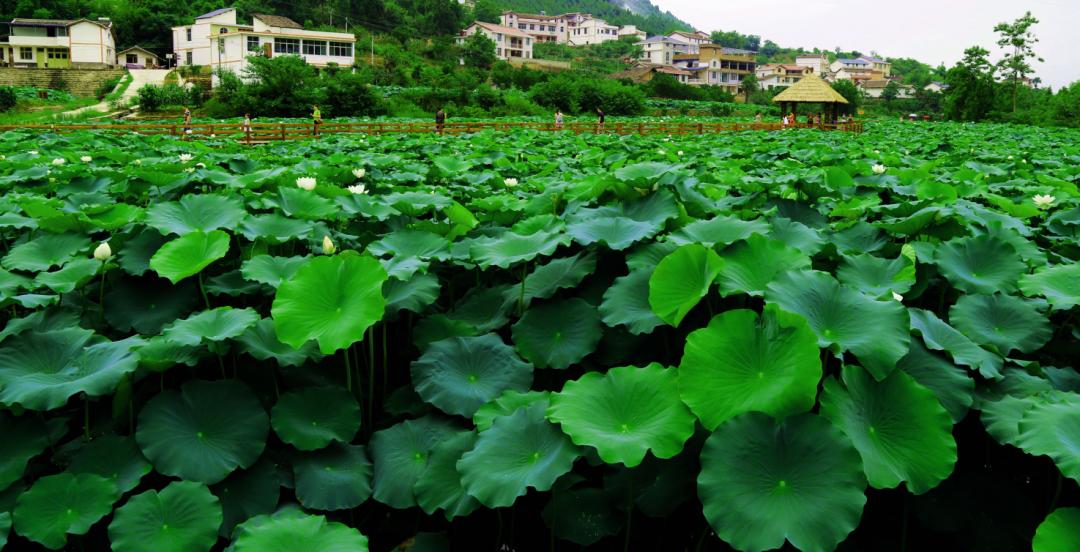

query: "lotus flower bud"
xmin=93 ymin=241 xmax=112 ymax=261
xmin=352 ymin=168 xmax=366 ymax=179
xmin=296 ymin=177 xmax=317 ymax=191
xmin=322 ymin=235 xmax=336 ymax=255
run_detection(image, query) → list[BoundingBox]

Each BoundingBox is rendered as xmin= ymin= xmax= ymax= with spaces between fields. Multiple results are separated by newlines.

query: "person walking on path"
xmin=596 ymin=107 xmax=605 ymax=132
xmin=435 ymin=108 xmax=446 ymax=135
xmin=312 ymin=104 xmax=323 ymax=137
xmin=242 ymin=113 xmax=253 ymax=145
xmin=182 ymin=107 xmax=192 ymax=139
xmin=554 ymin=109 xmax=564 ymax=130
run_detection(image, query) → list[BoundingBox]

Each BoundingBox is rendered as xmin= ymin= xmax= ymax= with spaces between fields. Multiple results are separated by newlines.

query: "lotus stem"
xmin=381 ymin=323 xmax=388 ymax=400
xmin=197 ymin=272 xmax=211 ymax=310
xmin=518 ymin=263 xmax=527 ymax=315
xmin=343 ymin=347 xmax=352 ymax=392
xmin=97 ymin=262 xmax=107 ymax=323
xmin=83 ymin=393 xmax=91 ymax=441
xmin=623 ymin=478 xmax=634 ymax=552
xmin=367 ymin=326 xmax=375 ymax=429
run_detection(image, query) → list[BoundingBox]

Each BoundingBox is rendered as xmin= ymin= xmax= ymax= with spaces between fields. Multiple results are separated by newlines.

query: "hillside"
xmin=494 ymin=0 xmax=692 ymax=36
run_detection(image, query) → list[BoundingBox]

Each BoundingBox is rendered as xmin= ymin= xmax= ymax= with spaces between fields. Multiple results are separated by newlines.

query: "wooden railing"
xmin=0 ymin=120 xmax=864 ymax=141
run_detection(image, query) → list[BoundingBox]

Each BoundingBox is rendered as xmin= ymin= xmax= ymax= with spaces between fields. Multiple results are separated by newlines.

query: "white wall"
xmin=69 ymin=22 xmax=114 ymax=65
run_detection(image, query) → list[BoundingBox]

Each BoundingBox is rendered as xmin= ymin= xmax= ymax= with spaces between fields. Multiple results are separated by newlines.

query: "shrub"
xmin=136 ymin=84 xmax=194 ymax=112
xmin=95 ymin=76 xmax=122 ymax=100
xmin=323 ymin=72 xmax=385 ymax=117
xmin=0 ymin=86 xmax=16 ymax=112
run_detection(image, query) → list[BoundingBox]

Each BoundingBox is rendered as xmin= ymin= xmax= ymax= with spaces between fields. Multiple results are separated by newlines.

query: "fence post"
xmin=280 ymin=124 xmax=286 ymax=141
xmin=697 ymin=123 xmax=703 ymax=135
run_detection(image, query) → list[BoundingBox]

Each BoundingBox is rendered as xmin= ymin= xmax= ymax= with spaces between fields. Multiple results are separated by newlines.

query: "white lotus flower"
xmin=892 ymin=291 xmax=903 ymax=302
xmin=93 ymin=241 xmax=112 ymax=261
xmin=209 ymin=134 xmax=216 ymax=138
xmin=28 ymin=150 xmax=38 ymax=155
xmin=179 ymin=154 xmax=194 ymax=163
xmin=504 ymin=178 xmax=519 ymax=187
xmin=133 ymin=159 xmax=142 ymax=165
xmin=1033 ymin=194 xmax=1056 ymax=209
xmin=874 ymin=149 xmax=880 ymax=154
xmin=51 ymin=158 xmax=65 ymax=166
xmin=296 ymin=177 xmax=317 ymax=191
xmin=677 ymin=151 xmax=684 ymax=156
xmin=1021 ymin=159 xmax=1027 ymax=164
xmin=658 ymin=149 xmax=666 ymax=155
xmin=872 ymin=164 xmax=887 ymax=174
xmin=0 ymin=155 xmax=4 ymax=161
xmin=321 ymin=235 xmax=336 ymax=255
xmin=347 ymin=184 xmax=368 ymax=195
xmin=352 ymin=168 xmax=366 ymax=179
xmin=1007 ymin=155 xmax=1014 ymax=160
xmin=80 ymin=155 xmax=92 ymax=162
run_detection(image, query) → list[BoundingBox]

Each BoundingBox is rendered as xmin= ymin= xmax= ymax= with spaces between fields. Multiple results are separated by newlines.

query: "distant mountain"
xmin=495 ymin=0 xmax=693 ymax=36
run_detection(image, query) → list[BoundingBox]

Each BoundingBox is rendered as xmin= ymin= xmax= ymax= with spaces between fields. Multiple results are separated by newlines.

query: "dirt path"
xmin=64 ymin=69 xmax=172 ymax=117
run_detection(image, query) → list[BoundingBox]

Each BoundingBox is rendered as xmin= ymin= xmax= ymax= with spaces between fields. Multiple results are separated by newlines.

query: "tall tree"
xmin=994 ymin=11 xmax=1042 ymax=112
xmin=461 ymin=32 xmax=496 ymax=69
xmin=881 ymin=80 xmax=900 ymax=102
xmin=943 ymin=46 xmax=996 ymax=121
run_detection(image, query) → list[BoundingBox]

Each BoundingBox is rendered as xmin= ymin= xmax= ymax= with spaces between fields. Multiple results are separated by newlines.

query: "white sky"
xmin=653 ymin=0 xmax=1078 ymax=89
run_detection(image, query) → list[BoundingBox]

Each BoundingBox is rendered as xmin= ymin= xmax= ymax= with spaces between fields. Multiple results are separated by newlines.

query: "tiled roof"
xmin=501 ymin=11 xmax=563 ymax=21
xmin=859 ymin=55 xmax=887 ymax=63
xmin=472 ymin=21 xmax=532 ymax=39
xmin=773 ymin=75 xmax=849 ymax=104
xmin=252 ymin=14 xmax=303 ymax=29
xmin=196 ymin=8 xmax=234 ymax=20
xmin=838 ymin=58 xmax=869 ymax=65
xmin=722 ymin=47 xmax=756 ymax=54
xmin=11 ymin=18 xmax=74 ymax=26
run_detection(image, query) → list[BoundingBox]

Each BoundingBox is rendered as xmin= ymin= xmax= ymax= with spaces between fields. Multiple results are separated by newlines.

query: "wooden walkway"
xmin=0 ymin=120 xmax=864 ymax=141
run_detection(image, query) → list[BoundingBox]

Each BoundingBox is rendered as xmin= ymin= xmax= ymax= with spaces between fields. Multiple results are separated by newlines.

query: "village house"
xmin=0 ymin=17 xmax=116 ymax=68
xmin=612 ymin=62 xmax=692 ymax=84
xmin=794 ymin=53 xmax=829 ymax=76
xmin=639 ymin=36 xmax=691 ymax=65
xmin=674 ymin=45 xmax=757 ymax=98
xmin=617 ymin=25 xmax=647 ymax=41
xmin=665 ymin=31 xmax=710 ymax=55
xmin=860 ymin=79 xmax=915 ymax=98
xmin=499 ymin=12 xmax=567 ymax=44
xmin=857 ymin=54 xmax=891 ymax=78
xmin=567 ymin=17 xmax=620 ymax=46
xmin=172 ymin=8 xmax=355 ymax=85
xmin=924 ymin=81 xmax=948 ymax=93
xmin=116 ymin=46 xmax=160 ymax=68
xmin=458 ymin=22 xmax=533 ymax=61
xmin=756 ymin=64 xmax=812 ymax=89
xmin=499 ymin=11 xmax=644 ymax=47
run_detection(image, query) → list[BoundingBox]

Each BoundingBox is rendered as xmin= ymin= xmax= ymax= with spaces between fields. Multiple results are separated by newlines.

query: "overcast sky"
xmin=654 ymin=0 xmax=1077 ymax=89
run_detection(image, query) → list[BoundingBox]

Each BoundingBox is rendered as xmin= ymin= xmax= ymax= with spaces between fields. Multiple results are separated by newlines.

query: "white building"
xmin=924 ymin=81 xmax=948 ymax=93
xmin=499 ymin=12 xmax=567 ymax=44
xmin=665 ymin=31 xmax=710 ymax=55
xmin=568 ymin=17 xmax=620 ymax=46
xmin=756 ymin=64 xmax=811 ymax=89
xmin=172 ymin=8 xmax=355 ymax=84
xmin=795 ymin=53 xmax=829 ymax=76
xmin=639 ymin=36 xmax=690 ymax=65
xmin=617 ymin=25 xmax=647 ymax=41
xmin=458 ymin=22 xmax=534 ymax=61
xmin=117 ymin=46 xmax=160 ymax=68
xmin=1 ymin=18 xmax=116 ymax=68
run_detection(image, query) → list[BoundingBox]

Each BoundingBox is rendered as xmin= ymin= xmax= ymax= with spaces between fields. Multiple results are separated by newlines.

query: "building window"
xmin=219 ymin=27 xmax=228 ymax=34
xmin=495 ymin=33 xmax=502 ymax=42
xmin=47 ymin=48 xmax=68 ymax=59
xmin=19 ymin=47 xmax=32 ymax=60
xmin=126 ymin=53 xmax=138 ymax=64
xmin=186 ymin=51 xmax=192 ymax=65
xmin=46 ymin=27 xmax=67 ymax=37
xmin=518 ymin=24 xmax=526 ymax=30
xmin=529 ymin=24 xmax=535 ymax=30
xmin=273 ymin=38 xmax=300 ymax=54
xmin=247 ymin=36 xmax=260 ymax=52
xmin=218 ymin=38 xmax=225 ymax=55
xmin=329 ymin=41 xmax=352 ymax=57
xmin=186 ymin=28 xmax=192 ymax=41
xmin=302 ymin=40 xmax=327 ymax=56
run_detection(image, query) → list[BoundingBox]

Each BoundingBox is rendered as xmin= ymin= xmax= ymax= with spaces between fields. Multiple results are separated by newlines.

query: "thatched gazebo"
xmin=772 ymin=75 xmax=849 ymax=123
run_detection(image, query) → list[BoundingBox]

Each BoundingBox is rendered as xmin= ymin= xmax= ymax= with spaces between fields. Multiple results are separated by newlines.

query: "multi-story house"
xmin=458 ymin=22 xmax=534 ymax=61
xmin=172 ymin=8 xmax=355 ymax=84
xmin=756 ymin=64 xmax=811 ymax=89
xmin=0 ymin=18 xmax=116 ymax=68
xmin=617 ymin=25 xmax=647 ymax=41
xmin=499 ymin=12 xmax=567 ymax=44
xmin=567 ymin=17 xmax=620 ymax=46
xmin=676 ymin=45 xmax=756 ymax=98
xmin=860 ymin=79 xmax=914 ymax=98
xmin=858 ymin=55 xmax=891 ymax=78
xmin=639 ymin=36 xmax=690 ymax=65
xmin=665 ymin=31 xmax=710 ymax=55
xmin=795 ymin=53 xmax=829 ymax=76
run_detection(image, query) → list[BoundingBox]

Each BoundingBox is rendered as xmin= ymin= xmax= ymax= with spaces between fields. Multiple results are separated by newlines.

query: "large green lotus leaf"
xmin=33 ymin=258 xmax=99 ymax=294
xmin=384 ymin=272 xmax=440 ymax=315
xmin=235 ymin=318 xmax=322 ymax=368
xmin=949 ymin=294 xmax=1051 ymax=356
xmin=0 ymin=268 xmax=31 ymax=300
xmin=0 ymin=511 xmax=8 ymax=549
xmin=67 ymin=435 xmax=152 ymax=494
xmin=541 ymin=486 xmax=622 ymax=546
xmin=831 ymin=221 xmax=888 ymax=255
xmin=897 ymin=341 xmax=975 ymax=423
xmin=836 ymin=251 xmax=916 ymax=298
xmin=275 ymin=187 xmax=338 ymax=220
xmin=625 ymin=241 xmax=678 ymax=271
xmin=149 ymin=230 xmax=231 ymax=284
xmin=367 ymin=229 xmax=451 ymax=261
xmin=229 ymin=508 xmax=368 ymax=552
xmin=667 ymin=215 xmax=770 ymax=247
xmin=698 ymin=412 xmax=866 ymax=552
xmin=1019 ymin=263 xmax=1080 ymax=311
xmin=933 ymin=233 xmax=1025 ymax=294
xmin=613 ymin=161 xmax=676 ymax=181
xmin=0 ymin=412 xmax=53 ymax=491
xmin=136 ymin=379 xmax=269 ymax=484
xmin=977 ymin=371 xmax=1058 ymax=446
xmin=369 ymin=416 xmax=458 ymax=509
xmin=473 ymin=390 xmax=551 ymax=432
xmin=105 ymin=277 xmax=198 ymax=334
xmin=566 ymin=210 xmax=662 ymax=250
xmin=547 ymin=363 xmax=695 ymax=467
xmin=13 ymin=473 xmax=118 ymax=550
xmin=117 ymin=228 xmax=167 ymax=276
xmin=293 ymin=444 xmax=372 ymax=511
xmin=717 ymin=234 xmax=810 ymax=297
xmin=271 ymin=251 xmax=387 ymax=354
xmin=412 ymin=333 xmax=533 ymax=417
xmin=145 ymin=194 xmax=246 ymax=235
xmin=517 ymin=252 xmax=596 ymax=306
xmin=678 ymin=309 xmax=821 ymax=430
xmin=768 ymin=217 xmax=826 ymax=256
xmin=271 ymin=386 xmax=360 ymax=451
xmin=134 ymin=335 xmax=203 ymax=372
xmin=237 ymin=214 xmax=314 ymax=244
xmin=1033 ymin=508 xmax=1080 ymax=552
xmin=648 ymin=244 xmax=723 ymax=327
xmin=599 ymin=269 xmax=664 ymax=335
xmin=766 ymin=270 xmax=909 ymax=380
xmin=0 ymin=328 xmax=139 ymax=410
xmin=162 ymin=307 xmax=260 ymax=347
xmin=2 ymin=233 xmax=89 ymax=272
xmin=469 ymin=229 xmax=569 ymax=269
xmin=446 ymin=284 xmax=515 ymax=333
xmin=211 ymin=458 xmax=279 ymax=537
xmin=1015 ymin=395 xmax=1080 ymax=483
xmin=107 ymin=481 xmax=222 ymax=552
xmin=240 ymin=255 xmax=310 ymax=288
xmin=458 ymin=402 xmax=581 ymax=508
xmin=414 ymin=431 xmax=481 ymax=520
xmin=909 ymin=308 xmax=1002 ymax=379
xmin=821 ymin=365 xmax=957 ymax=494
xmin=512 ymin=298 xmax=601 ymax=370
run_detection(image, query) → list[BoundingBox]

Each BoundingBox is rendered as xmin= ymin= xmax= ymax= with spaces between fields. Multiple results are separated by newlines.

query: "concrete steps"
xmin=0 ymin=68 xmax=126 ymax=97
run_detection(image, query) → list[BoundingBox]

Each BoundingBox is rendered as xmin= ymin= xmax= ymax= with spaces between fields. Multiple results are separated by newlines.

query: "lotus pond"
xmin=0 ymin=121 xmax=1079 ymax=551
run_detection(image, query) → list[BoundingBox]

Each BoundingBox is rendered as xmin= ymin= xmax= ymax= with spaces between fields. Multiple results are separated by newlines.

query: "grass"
xmin=0 ymin=98 xmax=104 ymax=125
xmin=105 ymin=72 xmax=135 ymax=109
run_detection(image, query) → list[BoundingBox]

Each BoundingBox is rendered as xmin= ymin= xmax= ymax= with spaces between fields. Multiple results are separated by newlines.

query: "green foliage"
xmin=136 ymin=84 xmax=198 ymax=112
xmin=0 ymin=87 xmax=16 ymax=112
xmin=461 ymin=32 xmax=497 ymax=70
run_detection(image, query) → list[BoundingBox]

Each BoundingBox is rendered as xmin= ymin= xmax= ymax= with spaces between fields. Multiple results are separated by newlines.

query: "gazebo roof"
xmin=772 ymin=75 xmax=849 ymax=104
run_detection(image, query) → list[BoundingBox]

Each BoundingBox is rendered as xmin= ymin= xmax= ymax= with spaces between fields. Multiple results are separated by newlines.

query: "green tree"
xmin=881 ymin=80 xmax=900 ymax=102
xmin=994 ymin=11 xmax=1042 ymax=112
xmin=472 ymin=0 xmax=500 ymax=23
xmin=461 ymin=32 xmax=497 ymax=70
xmin=943 ymin=46 xmax=997 ymax=121
xmin=740 ymin=73 xmax=761 ymax=103
xmin=831 ymin=79 xmax=861 ymax=114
